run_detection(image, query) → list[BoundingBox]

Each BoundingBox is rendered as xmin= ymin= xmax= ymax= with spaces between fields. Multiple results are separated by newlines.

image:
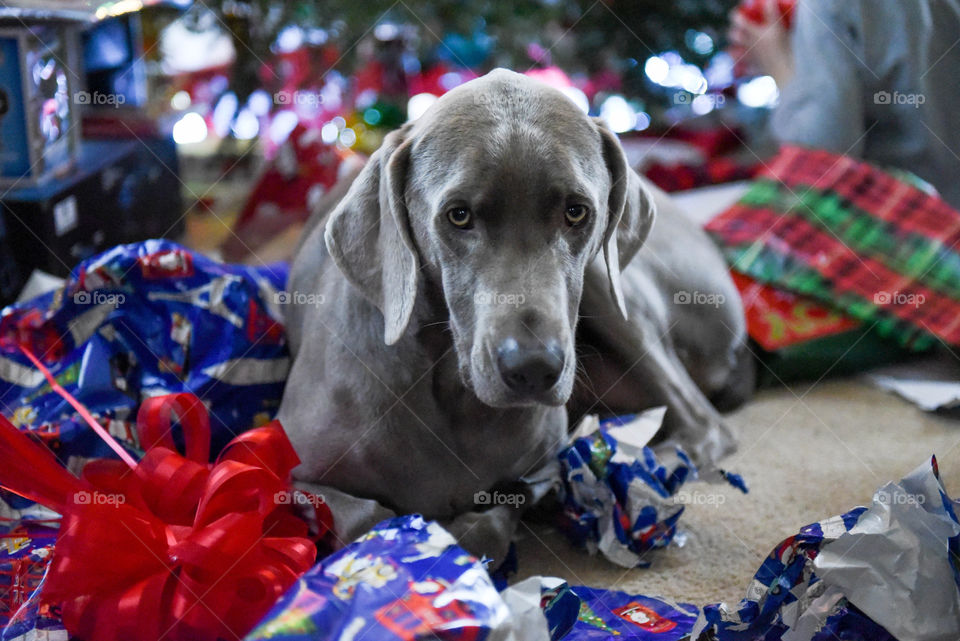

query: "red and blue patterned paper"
xmin=0 ymin=240 xmax=290 ymax=462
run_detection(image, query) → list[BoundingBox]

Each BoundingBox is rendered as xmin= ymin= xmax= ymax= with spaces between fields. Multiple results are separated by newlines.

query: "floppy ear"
xmin=324 ymin=125 xmax=419 ymax=345
xmin=594 ymin=118 xmax=657 ymax=320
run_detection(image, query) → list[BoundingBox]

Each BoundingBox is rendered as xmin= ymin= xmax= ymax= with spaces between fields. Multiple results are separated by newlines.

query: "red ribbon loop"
xmin=0 ymin=393 xmax=329 ymax=641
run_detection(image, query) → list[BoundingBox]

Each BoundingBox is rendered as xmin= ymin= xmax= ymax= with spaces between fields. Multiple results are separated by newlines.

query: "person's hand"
xmin=728 ymin=0 xmax=795 ymax=87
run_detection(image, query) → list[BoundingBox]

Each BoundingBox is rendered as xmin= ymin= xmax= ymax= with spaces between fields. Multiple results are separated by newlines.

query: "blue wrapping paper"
xmin=0 ymin=240 xmax=290 ymax=461
xmin=0 ymin=515 xmax=63 ymax=640
xmin=566 ymin=587 xmax=698 ymax=640
xmin=243 ymin=513 xmax=702 ymax=641
xmin=557 ymin=410 xmax=703 ymax=567
xmin=244 ymin=514 xmax=518 ymax=641
xmin=694 ymin=456 xmax=960 ymax=640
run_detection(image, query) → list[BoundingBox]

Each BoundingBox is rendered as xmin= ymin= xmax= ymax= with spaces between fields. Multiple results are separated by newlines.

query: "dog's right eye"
xmin=447 ymin=207 xmax=473 ymax=229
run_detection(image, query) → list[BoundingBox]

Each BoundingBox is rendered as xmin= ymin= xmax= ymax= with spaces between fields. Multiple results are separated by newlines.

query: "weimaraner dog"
xmin=279 ymin=69 xmax=751 ymax=561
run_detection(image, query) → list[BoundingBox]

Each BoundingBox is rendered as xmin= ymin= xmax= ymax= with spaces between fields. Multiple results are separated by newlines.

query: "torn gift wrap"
xmin=566 ymin=587 xmax=698 ymax=640
xmin=0 ymin=240 xmax=290 ymax=461
xmin=0 ymin=518 xmax=64 ymax=640
xmin=557 ymin=408 xmax=746 ymax=567
xmin=244 ymin=514 xmax=553 ymax=641
xmin=694 ymin=456 xmax=960 ymax=641
xmin=812 ymin=456 xmax=960 ymax=641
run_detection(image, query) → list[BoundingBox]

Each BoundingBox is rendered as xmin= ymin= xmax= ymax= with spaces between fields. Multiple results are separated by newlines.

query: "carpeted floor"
xmin=514 ymin=376 xmax=960 ymax=606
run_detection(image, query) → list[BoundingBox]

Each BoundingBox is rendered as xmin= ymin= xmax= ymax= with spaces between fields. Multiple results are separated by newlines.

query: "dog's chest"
xmin=328 ymin=391 xmax=564 ymax=518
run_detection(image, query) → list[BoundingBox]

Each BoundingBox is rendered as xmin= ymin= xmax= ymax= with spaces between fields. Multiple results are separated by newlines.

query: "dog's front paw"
xmin=443 ymin=505 xmax=521 ymax=565
xmin=661 ymin=400 xmax=737 ymax=466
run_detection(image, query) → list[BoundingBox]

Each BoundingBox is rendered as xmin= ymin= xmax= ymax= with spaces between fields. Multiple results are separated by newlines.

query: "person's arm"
xmin=771 ymin=0 xmax=868 ymax=155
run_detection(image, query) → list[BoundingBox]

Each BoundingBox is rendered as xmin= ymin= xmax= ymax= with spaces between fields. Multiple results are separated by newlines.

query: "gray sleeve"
xmin=771 ymin=0 xmax=867 ymax=155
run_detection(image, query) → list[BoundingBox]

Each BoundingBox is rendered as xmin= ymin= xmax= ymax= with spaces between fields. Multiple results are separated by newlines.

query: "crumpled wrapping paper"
xmin=243 ymin=514 xmax=552 ymax=641
xmin=557 ymin=408 xmax=746 ymax=567
xmin=0 ymin=515 xmax=63 ymax=641
xmin=244 ymin=513 xmax=705 ymax=641
xmin=0 ymin=240 xmax=290 ymax=461
xmin=694 ymin=456 xmax=960 ymax=640
xmin=812 ymin=457 xmax=960 ymax=641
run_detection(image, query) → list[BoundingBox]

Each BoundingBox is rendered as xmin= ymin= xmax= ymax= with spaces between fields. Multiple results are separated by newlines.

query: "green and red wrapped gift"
xmin=708 ymin=146 xmax=960 ymax=374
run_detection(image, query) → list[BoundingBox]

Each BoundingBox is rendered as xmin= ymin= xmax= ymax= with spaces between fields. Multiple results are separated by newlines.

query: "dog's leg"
xmin=296 ymin=481 xmax=535 ymax=565
xmin=442 ymin=505 xmax=524 ymax=564
xmin=294 ymin=482 xmax=398 ymax=547
xmin=573 ymin=261 xmax=737 ymax=465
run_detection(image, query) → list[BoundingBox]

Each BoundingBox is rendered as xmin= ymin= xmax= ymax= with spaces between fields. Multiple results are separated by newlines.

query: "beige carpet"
xmin=514 ymin=376 xmax=960 ymax=606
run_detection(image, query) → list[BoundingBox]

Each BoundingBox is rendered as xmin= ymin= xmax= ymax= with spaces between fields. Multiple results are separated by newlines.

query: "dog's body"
xmin=279 ymin=70 xmax=749 ymax=559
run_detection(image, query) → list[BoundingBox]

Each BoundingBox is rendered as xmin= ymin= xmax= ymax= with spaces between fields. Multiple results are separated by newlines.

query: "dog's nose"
xmin=496 ymin=338 xmax=565 ymax=395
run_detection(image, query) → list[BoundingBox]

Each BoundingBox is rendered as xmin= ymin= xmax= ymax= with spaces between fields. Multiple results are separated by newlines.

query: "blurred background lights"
xmin=170 ymin=90 xmax=191 ymax=110
xmin=646 ymin=53 xmax=708 ymax=95
xmin=679 ymin=65 xmax=708 ymax=94
xmin=212 ymin=91 xmax=238 ymax=136
xmin=644 ymin=56 xmax=669 ymax=84
xmin=406 ymin=93 xmax=438 ymax=121
xmin=439 ymin=72 xmax=465 ymax=91
xmin=561 ymin=86 xmax=590 ymax=113
xmin=339 ymin=127 xmax=357 ymax=147
xmin=737 ymin=75 xmax=780 ymax=108
xmin=275 ymin=25 xmax=305 ymax=53
xmin=172 ymin=112 xmax=208 ymax=145
xmin=320 ymin=121 xmax=340 ymax=144
xmin=599 ymin=95 xmax=637 ymax=133
xmin=692 ymin=94 xmax=717 ymax=115
xmin=363 ymin=108 xmax=382 ymax=125
xmin=231 ymin=108 xmax=259 ymax=140
xmin=247 ymin=90 xmax=272 ymax=116
xmin=268 ymin=111 xmax=299 ymax=144
xmin=685 ymin=29 xmax=715 ymax=55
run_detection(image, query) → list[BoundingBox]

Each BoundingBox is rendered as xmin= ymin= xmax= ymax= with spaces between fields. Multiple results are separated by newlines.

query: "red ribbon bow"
xmin=0 ymin=392 xmax=330 ymax=641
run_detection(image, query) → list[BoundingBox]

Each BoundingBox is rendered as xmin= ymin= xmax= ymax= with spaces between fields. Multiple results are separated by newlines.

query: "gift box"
xmin=1 ymin=137 xmax=184 ymax=285
xmin=729 ymin=271 xmax=920 ymax=384
xmin=707 ymin=146 xmax=960 ymax=351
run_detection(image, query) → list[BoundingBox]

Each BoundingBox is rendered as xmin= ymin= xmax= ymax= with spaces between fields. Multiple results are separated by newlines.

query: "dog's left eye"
xmin=565 ymin=205 xmax=589 ymax=227
xmin=447 ymin=207 xmax=473 ymax=229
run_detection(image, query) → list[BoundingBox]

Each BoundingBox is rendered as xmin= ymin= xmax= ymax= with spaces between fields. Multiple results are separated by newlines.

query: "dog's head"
xmin=325 ymin=69 xmax=655 ymax=407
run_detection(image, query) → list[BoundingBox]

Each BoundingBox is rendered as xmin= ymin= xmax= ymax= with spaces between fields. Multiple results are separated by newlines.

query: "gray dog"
xmin=279 ymin=69 xmax=750 ymax=561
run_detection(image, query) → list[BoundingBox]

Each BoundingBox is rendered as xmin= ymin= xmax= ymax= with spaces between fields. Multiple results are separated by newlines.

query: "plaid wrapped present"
xmin=706 ymin=145 xmax=960 ymax=349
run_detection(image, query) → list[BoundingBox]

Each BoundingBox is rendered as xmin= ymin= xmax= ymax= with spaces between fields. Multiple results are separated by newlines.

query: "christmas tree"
xmin=204 ymin=0 xmax=739 ymax=105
